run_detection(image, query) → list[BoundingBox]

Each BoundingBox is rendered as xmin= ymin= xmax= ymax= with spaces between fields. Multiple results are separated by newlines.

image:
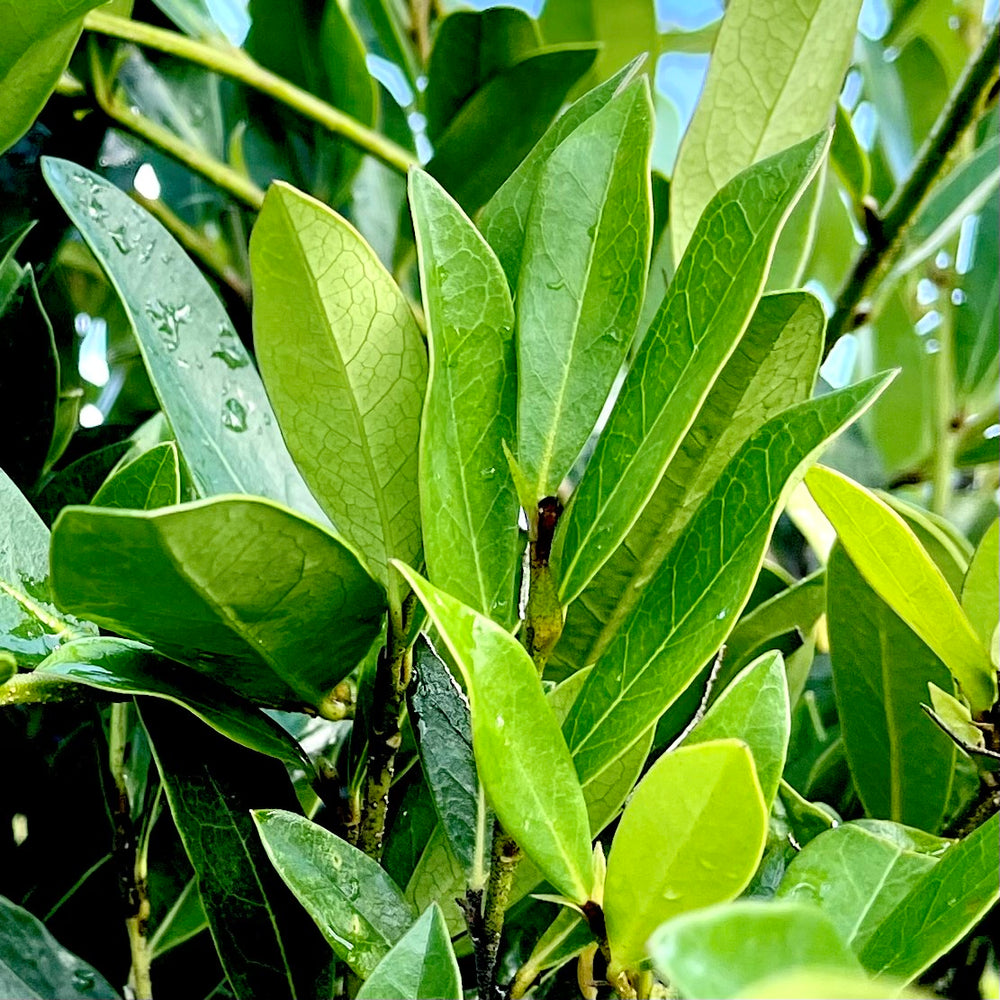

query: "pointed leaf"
xmin=409 ymin=169 xmax=520 ymax=626
xmin=563 ymin=374 xmax=893 ymax=787
xmin=954 ymin=193 xmax=998 ymax=401
xmin=962 ymin=519 xmax=999 ymax=646
xmin=91 ymin=442 xmax=180 ymax=509
xmin=50 ymin=497 xmax=385 ymax=709
xmin=515 ymin=78 xmax=652 ymax=498
xmin=605 ymin=740 xmax=768 ymax=972
xmin=393 ymin=563 xmax=594 ymax=904
xmin=805 ymin=466 xmax=996 ymax=712
xmin=555 ymin=138 xmax=827 ymax=604
xmin=253 ymin=808 xmax=415 ymax=978
xmin=251 ymin=182 xmax=426 ymax=603
xmin=670 ymin=0 xmax=862 ymax=259
xmin=41 ymin=160 xmax=322 ymax=520
xmin=356 ymin=903 xmax=461 ymax=1000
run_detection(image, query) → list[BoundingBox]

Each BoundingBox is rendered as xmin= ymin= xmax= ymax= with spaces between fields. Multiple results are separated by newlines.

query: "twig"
xmin=666 ymin=647 xmax=726 ymax=752
xmin=824 ymin=21 xmax=999 ymax=358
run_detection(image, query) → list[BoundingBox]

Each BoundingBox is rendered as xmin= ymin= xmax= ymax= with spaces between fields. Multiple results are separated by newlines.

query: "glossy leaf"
xmin=41 ymin=160 xmax=323 ymax=521
xmin=251 ymin=181 xmax=426 ymax=602
xmin=514 ymin=907 xmax=593 ymax=991
xmin=50 ymin=496 xmax=384 ymax=709
xmin=828 ymin=543 xmax=956 ymax=831
xmin=394 ymin=563 xmax=595 ymax=904
xmin=38 ymin=636 xmax=310 ymax=769
xmin=776 ymin=820 xmax=948 ymax=958
xmin=859 ymin=812 xmax=1000 ymax=980
xmin=604 ymin=740 xmax=768 ymax=972
xmin=962 ymin=519 xmax=999 ymax=646
xmin=735 ymin=969 xmax=929 ymax=999
xmin=670 ymin=0 xmax=862 ymax=259
xmin=806 ymin=465 xmax=996 ymax=712
xmin=554 ymin=140 xmax=827 ymax=605
xmin=649 ymin=900 xmax=862 ymax=1000
xmin=91 ymin=442 xmax=180 ymax=509
xmin=355 ymin=903 xmax=461 ymax=1000
xmin=0 ymin=893 xmax=119 ymax=999
xmin=683 ymin=651 xmax=790 ymax=807
xmin=562 ymin=373 xmax=892 ymax=787
xmin=515 ymin=77 xmax=652 ymax=499
xmin=253 ymin=808 xmax=415 ymax=978
xmin=409 ymin=169 xmax=520 ymax=626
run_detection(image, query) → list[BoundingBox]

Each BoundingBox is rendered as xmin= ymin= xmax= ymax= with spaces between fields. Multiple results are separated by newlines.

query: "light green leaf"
xmin=480 ymin=56 xmax=645 ymax=287
xmin=37 ymin=636 xmax=310 ymax=769
xmin=393 ymin=563 xmax=595 ymax=905
xmin=828 ymin=543 xmax=956 ymax=832
xmin=91 ymin=442 xmax=180 ymax=510
xmin=515 ymin=77 xmax=652 ymax=499
xmin=859 ymin=812 xmax=1000 ymax=980
xmin=831 ymin=102 xmax=871 ymax=205
xmin=683 ymin=651 xmax=790 ymax=808
xmin=250 ymin=181 xmax=426 ymax=605
xmin=649 ymin=900 xmax=862 ymax=999
xmin=776 ymin=820 xmax=949 ymax=958
xmin=50 ymin=496 xmax=384 ymax=710
xmin=735 ymin=968 xmax=930 ymax=999
xmin=962 ymin=519 xmax=999 ymax=646
xmin=41 ymin=159 xmax=323 ymax=520
xmin=512 ymin=906 xmax=593 ymax=994
xmin=927 ymin=682 xmax=985 ymax=750
xmin=563 ymin=373 xmax=893 ymax=787
xmin=356 ymin=903 xmax=461 ymax=1000
xmin=253 ymin=808 xmax=415 ymax=979
xmin=805 ymin=465 xmax=996 ymax=712
xmin=605 ymin=740 xmax=768 ymax=973
xmin=409 ymin=169 xmax=520 ymax=626
xmin=670 ymin=0 xmax=862 ymax=259
xmin=954 ymin=193 xmax=998 ymax=402
xmin=554 ymin=140 xmax=827 ymax=606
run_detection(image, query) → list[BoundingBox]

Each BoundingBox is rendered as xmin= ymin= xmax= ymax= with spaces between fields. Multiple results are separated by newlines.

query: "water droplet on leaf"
xmin=222 ymin=397 xmax=249 ymax=432
xmin=211 ymin=326 xmax=249 ymax=369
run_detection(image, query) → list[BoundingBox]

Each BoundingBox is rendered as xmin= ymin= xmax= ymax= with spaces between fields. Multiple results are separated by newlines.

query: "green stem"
xmin=824 ymin=21 xmax=999 ymax=358
xmin=83 ymin=11 xmax=417 ymax=176
xmin=477 ymin=819 xmax=521 ymax=999
xmin=931 ymin=303 xmax=957 ymax=516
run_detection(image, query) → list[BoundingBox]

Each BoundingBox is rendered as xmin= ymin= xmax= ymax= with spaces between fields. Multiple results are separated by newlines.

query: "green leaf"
xmin=859 ymin=812 xmax=1000 ymax=980
xmin=355 ymin=903 xmax=461 ymax=1000
xmin=831 ymin=103 xmax=871 ymax=205
xmin=250 ymin=182 xmax=426 ymax=605
xmin=776 ymin=820 xmax=948 ymax=958
xmin=927 ymin=682 xmax=985 ymax=750
xmin=91 ymin=442 xmax=180 ymax=510
xmin=670 ymin=0 xmax=862 ymax=260
xmin=735 ymin=968 xmax=929 ymax=999
xmin=253 ymin=808 xmax=415 ymax=978
xmin=513 ymin=907 xmax=593 ymax=992
xmin=409 ymin=169 xmax=520 ymax=626
xmin=480 ymin=56 xmax=645 ymax=287
xmin=805 ymin=465 xmax=996 ymax=713
xmin=0 ymin=893 xmax=119 ymax=999
xmin=403 ymin=824 xmax=466 ymax=937
xmin=827 ymin=543 xmax=956 ymax=832
xmin=40 ymin=160 xmax=323 ymax=521
xmin=515 ymin=77 xmax=652 ymax=499
xmin=32 ymin=441 xmax=131 ymax=527
xmin=649 ymin=900 xmax=862 ymax=999
xmin=149 ymin=878 xmax=208 ymax=959
xmin=562 ymin=373 xmax=893 ymax=787
xmin=37 ymin=636 xmax=310 ymax=769
xmin=393 ymin=563 xmax=595 ymax=905
xmin=407 ymin=634 xmax=487 ymax=887
xmin=962 ymin=519 xmax=999 ymax=646
xmin=954 ymin=193 xmax=998 ymax=402
xmin=554 ymin=139 xmax=827 ymax=604
xmin=683 ymin=651 xmax=790 ymax=808
xmin=50 ymin=496 xmax=384 ymax=710
xmin=604 ymin=739 xmax=768 ymax=973
xmin=554 ymin=290 xmax=824 ymax=674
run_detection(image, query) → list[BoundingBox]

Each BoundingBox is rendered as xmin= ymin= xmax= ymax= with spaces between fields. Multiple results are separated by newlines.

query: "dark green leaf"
xmin=91 ymin=442 xmax=180 ymax=509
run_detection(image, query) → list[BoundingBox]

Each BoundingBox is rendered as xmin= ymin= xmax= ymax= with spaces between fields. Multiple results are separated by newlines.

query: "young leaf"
xmin=250 ymin=182 xmax=427 ymax=606
xmin=515 ymin=77 xmax=652 ymax=499
xmin=91 ymin=442 xmax=180 ymax=509
xmin=50 ymin=497 xmax=385 ymax=709
xmin=961 ymin=519 xmax=999 ymax=646
xmin=554 ymin=138 xmax=828 ymax=606
xmin=253 ymin=808 xmax=415 ymax=978
xmin=649 ymin=900 xmax=862 ymax=1000
xmin=828 ymin=543 xmax=956 ymax=832
xmin=859 ymin=812 xmax=1000 ymax=980
xmin=670 ymin=0 xmax=862 ymax=259
xmin=355 ymin=903 xmax=461 ymax=1000
xmin=393 ymin=562 xmax=595 ymax=905
xmin=805 ymin=466 xmax=996 ymax=712
xmin=511 ymin=906 xmax=593 ymax=996
xmin=683 ymin=651 xmax=790 ymax=808
xmin=409 ymin=169 xmax=520 ymax=626
xmin=563 ymin=373 xmax=893 ymax=787
xmin=40 ymin=160 xmax=323 ymax=521
xmin=604 ymin=739 xmax=768 ymax=973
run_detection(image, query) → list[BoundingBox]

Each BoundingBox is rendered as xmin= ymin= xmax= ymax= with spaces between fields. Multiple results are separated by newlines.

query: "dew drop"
xmin=144 ymin=299 xmax=191 ymax=351
xmin=545 ymin=279 xmax=565 ymax=291
xmin=71 ymin=969 xmax=96 ymax=991
xmin=211 ymin=325 xmax=249 ymax=368
xmin=139 ymin=242 xmax=155 ymax=264
xmin=951 ymin=288 xmax=966 ymax=306
xmin=716 ymin=609 xmax=727 ymax=620
xmin=110 ymin=227 xmax=131 ymax=253
xmin=662 ymin=888 xmax=682 ymax=901
xmin=222 ymin=396 xmax=249 ymax=432
xmin=480 ymin=467 xmax=496 ymax=479
xmin=925 ymin=338 xmax=941 ymax=355
xmin=495 ymin=714 xmax=505 ymax=729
